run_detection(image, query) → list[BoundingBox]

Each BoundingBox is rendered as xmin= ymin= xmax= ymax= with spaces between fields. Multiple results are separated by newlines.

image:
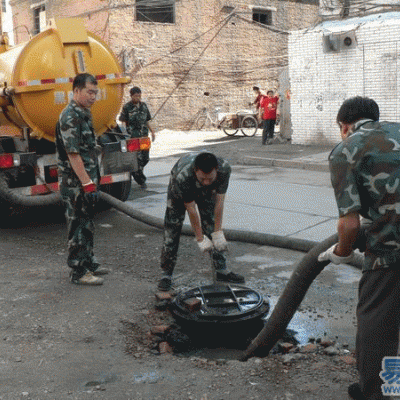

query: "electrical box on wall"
xmin=323 ymin=30 xmax=357 ymax=53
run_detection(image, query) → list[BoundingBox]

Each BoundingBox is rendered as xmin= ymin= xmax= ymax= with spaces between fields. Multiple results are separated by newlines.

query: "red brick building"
xmin=10 ymin=0 xmax=319 ymax=131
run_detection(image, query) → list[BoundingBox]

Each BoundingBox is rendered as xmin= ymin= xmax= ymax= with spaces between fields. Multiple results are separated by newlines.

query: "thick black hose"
xmin=99 ymin=191 xmax=365 ymax=361
xmin=239 ymin=233 xmax=338 ymax=361
xmin=100 ymin=191 xmax=322 ymax=253
xmin=100 ymin=190 xmax=363 ymax=267
xmin=0 ymin=173 xmax=61 ymax=207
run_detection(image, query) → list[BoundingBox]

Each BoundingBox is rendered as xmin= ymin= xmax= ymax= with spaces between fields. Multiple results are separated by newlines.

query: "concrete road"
xmin=0 ymin=129 xmax=360 ymax=399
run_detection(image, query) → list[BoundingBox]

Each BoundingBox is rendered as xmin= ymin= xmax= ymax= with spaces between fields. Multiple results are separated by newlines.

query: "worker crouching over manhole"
xmin=152 ymin=284 xmax=270 ymax=353
xmin=157 ymin=152 xmax=245 ymax=292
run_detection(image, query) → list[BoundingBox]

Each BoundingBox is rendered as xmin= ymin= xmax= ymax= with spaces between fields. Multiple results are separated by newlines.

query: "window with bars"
xmin=252 ymin=8 xmax=272 ymax=25
xmin=136 ymin=0 xmax=175 ymax=24
xmin=33 ymin=5 xmax=46 ymax=35
xmin=1 ymin=0 xmax=6 ymax=13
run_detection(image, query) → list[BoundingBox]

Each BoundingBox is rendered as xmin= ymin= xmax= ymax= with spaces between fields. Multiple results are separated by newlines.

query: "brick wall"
xmin=289 ymin=12 xmax=400 ymax=145
xmin=10 ymin=0 xmax=31 ymax=43
xmin=10 ymin=0 xmax=108 ymax=43
xmin=10 ymin=0 xmax=319 ymax=133
xmin=108 ymin=0 xmax=319 ymax=131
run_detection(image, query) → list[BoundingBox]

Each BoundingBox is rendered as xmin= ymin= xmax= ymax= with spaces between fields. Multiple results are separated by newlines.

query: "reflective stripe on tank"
xmin=8 ymin=172 xmax=130 ymax=196
xmin=17 ymin=74 xmax=123 ymax=87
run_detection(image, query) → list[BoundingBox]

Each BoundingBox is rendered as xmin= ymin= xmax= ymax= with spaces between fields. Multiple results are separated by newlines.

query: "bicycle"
xmin=194 ymin=107 xmax=258 ymax=137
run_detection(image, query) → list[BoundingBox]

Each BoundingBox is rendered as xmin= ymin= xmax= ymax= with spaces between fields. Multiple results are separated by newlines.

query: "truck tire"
xmin=110 ymin=180 xmax=132 ymax=202
xmin=99 ymin=180 xmax=132 ymax=210
xmin=0 ymin=197 xmax=13 ymax=227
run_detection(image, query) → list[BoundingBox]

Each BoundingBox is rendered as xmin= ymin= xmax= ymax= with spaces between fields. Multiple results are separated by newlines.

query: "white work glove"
xmin=197 ymin=235 xmax=214 ymax=253
xmin=318 ymin=244 xmax=355 ymax=265
xmin=211 ymin=230 xmax=228 ymax=252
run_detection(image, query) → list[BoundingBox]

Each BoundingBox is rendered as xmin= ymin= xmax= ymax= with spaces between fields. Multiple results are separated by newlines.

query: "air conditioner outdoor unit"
xmin=322 ymin=30 xmax=357 ymax=53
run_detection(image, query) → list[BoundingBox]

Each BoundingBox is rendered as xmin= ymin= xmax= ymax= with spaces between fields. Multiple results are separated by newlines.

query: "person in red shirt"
xmin=252 ymin=86 xmax=265 ymax=111
xmin=259 ymin=90 xmax=279 ymax=145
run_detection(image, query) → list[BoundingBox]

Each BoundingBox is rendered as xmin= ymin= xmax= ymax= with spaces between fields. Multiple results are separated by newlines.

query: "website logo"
xmin=380 ymin=357 xmax=400 ymax=396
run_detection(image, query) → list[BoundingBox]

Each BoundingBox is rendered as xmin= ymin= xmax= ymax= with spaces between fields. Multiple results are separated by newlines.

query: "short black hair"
xmin=336 ymin=96 xmax=379 ymax=125
xmin=130 ymin=86 xmax=142 ymax=96
xmin=267 ymin=90 xmax=274 ymax=95
xmin=73 ymin=73 xmax=97 ymax=91
xmin=253 ymin=86 xmax=260 ymax=91
xmin=194 ymin=152 xmax=218 ymax=173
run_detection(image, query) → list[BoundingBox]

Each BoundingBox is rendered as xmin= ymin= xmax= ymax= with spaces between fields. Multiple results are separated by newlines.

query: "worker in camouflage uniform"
xmin=119 ymin=86 xmax=156 ymax=189
xmin=157 ymin=151 xmax=245 ymax=291
xmin=56 ymin=73 xmax=108 ymax=286
xmin=319 ymin=97 xmax=400 ymax=400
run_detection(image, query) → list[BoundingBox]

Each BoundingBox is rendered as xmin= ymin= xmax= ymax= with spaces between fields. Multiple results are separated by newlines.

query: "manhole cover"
xmin=172 ymin=284 xmax=269 ymax=324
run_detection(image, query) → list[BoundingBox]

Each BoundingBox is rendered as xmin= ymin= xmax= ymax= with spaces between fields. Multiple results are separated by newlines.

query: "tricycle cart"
xmin=222 ymin=111 xmax=258 ymax=137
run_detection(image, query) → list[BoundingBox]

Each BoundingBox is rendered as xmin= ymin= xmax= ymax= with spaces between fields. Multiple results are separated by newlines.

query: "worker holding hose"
xmin=319 ymin=96 xmax=400 ymax=400
xmin=157 ymin=152 xmax=245 ymax=291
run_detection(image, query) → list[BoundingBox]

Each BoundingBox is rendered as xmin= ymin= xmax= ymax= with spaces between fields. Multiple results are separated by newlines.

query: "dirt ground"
xmin=0 ymin=135 xmax=361 ymax=400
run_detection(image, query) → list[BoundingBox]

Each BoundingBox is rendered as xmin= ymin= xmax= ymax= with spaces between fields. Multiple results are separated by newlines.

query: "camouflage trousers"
xmin=132 ymin=150 xmax=149 ymax=185
xmin=160 ymin=189 xmax=226 ymax=276
xmin=60 ymin=185 xmax=98 ymax=279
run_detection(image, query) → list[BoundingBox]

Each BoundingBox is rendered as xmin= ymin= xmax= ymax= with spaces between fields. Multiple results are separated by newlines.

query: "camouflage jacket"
xmin=329 ymin=119 xmax=400 ymax=270
xmin=119 ymin=101 xmax=151 ymax=138
xmin=56 ymin=100 xmax=100 ymax=187
xmin=169 ymin=152 xmax=231 ymax=203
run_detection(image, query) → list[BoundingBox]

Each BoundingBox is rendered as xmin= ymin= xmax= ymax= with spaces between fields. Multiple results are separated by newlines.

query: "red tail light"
xmin=126 ymin=138 xmax=140 ymax=152
xmin=0 ymin=154 xmax=14 ymax=169
xmin=49 ymin=166 xmax=58 ymax=179
xmin=126 ymin=137 xmax=151 ymax=152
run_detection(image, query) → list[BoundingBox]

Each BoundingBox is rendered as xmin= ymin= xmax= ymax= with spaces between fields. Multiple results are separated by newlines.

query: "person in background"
xmin=259 ymin=90 xmax=279 ymax=145
xmin=119 ymin=86 xmax=156 ymax=189
xmin=157 ymin=151 xmax=245 ymax=292
xmin=319 ymin=96 xmax=400 ymax=400
xmin=252 ymin=86 xmax=265 ymax=111
xmin=56 ymin=73 xmax=108 ymax=285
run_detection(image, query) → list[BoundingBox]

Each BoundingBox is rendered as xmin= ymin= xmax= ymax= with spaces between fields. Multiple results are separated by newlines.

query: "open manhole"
xmin=172 ymin=284 xmax=269 ymax=323
xmin=168 ymin=284 xmax=270 ymax=351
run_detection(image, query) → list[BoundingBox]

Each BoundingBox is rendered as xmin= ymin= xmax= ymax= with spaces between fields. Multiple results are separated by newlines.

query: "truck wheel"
xmin=111 ymin=180 xmax=132 ymax=201
xmin=99 ymin=180 xmax=132 ymax=210
xmin=0 ymin=198 xmax=13 ymax=227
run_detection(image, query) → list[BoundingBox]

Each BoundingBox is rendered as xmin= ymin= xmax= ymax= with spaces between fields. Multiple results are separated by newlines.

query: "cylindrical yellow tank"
xmin=0 ymin=18 xmax=130 ymax=142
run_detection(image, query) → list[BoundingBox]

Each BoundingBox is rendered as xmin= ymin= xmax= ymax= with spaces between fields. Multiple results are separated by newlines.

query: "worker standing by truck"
xmin=56 ymin=73 xmax=109 ymax=286
xmin=119 ymin=86 xmax=156 ymax=189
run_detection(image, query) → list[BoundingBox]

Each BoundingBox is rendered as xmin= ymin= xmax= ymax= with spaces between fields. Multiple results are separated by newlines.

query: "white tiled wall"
xmin=289 ymin=13 xmax=400 ymax=145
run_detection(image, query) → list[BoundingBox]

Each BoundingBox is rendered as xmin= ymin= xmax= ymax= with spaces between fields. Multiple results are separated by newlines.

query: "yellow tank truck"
xmin=0 ymin=18 xmax=148 ymax=212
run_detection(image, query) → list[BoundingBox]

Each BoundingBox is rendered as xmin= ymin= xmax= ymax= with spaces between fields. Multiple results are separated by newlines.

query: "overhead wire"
xmin=142 ymin=13 xmax=234 ymax=69
xmin=151 ymin=12 xmax=235 ymax=118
